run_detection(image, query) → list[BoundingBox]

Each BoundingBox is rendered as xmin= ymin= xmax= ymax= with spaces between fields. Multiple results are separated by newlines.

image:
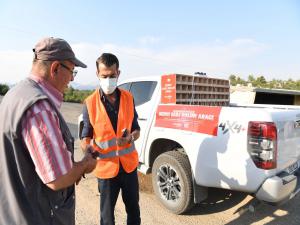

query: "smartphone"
xmin=87 ymin=145 xmax=99 ymax=159
xmin=91 ymin=151 xmax=99 ymax=159
xmin=122 ymin=128 xmax=128 ymax=137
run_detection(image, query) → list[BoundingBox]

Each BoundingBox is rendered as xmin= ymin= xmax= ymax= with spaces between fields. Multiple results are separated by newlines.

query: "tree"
xmin=247 ymin=75 xmax=255 ymax=83
xmin=255 ymin=76 xmax=267 ymax=87
xmin=63 ymin=86 xmax=93 ymax=103
xmin=228 ymin=75 xmax=300 ymax=90
xmin=268 ymin=79 xmax=277 ymax=89
xmin=229 ymin=75 xmax=237 ymax=86
xmin=284 ymin=78 xmax=296 ymax=90
xmin=236 ymin=76 xmax=247 ymax=86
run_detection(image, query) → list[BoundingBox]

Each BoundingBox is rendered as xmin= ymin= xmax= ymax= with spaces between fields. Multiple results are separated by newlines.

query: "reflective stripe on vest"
xmin=93 ymin=139 xmax=136 ymax=159
xmin=95 ymin=138 xmax=117 ymax=149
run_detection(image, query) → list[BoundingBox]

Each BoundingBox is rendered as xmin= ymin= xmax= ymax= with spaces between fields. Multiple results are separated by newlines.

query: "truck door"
xmin=119 ymin=81 xmax=157 ymax=158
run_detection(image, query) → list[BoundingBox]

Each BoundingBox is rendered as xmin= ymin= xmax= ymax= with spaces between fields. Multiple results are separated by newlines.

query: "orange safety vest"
xmin=85 ymin=89 xmax=139 ymax=179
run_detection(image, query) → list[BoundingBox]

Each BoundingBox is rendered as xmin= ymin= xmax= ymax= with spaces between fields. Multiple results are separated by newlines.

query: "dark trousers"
xmin=98 ymin=166 xmax=141 ymax=225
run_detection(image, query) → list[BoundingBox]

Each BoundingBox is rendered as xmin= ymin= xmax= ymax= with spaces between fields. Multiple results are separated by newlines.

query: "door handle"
xmin=138 ymin=118 xmax=147 ymax=121
xmin=294 ymin=120 xmax=300 ymax=129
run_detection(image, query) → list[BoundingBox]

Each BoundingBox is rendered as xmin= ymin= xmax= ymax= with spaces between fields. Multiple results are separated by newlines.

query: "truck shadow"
xmin=224 ymin=194 xmax=300 ymax=225
xmin=187 ymin=188 xmax=248 ymax=215
xmin=187 ymin=189 xmax=300 ymax=225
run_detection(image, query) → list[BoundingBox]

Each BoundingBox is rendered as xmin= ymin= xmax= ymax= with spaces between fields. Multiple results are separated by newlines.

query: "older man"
xmin=0 ymin=37 xmax=97 ymax=225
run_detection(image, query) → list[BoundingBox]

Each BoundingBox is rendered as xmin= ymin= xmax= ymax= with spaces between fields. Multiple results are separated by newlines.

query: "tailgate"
xmin=272 ymin=109 xmax=300 ymax=172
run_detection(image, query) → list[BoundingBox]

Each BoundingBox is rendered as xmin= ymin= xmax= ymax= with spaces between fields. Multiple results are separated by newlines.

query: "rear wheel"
xmin=152 ymin=150 xmax=194 ymax=214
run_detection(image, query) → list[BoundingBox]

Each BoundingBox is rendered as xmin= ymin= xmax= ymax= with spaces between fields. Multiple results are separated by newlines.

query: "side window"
xmin=118 ymin=82 xmax=131 ymax=91
xmin=130 ymin=81 xmax=157 ymax=106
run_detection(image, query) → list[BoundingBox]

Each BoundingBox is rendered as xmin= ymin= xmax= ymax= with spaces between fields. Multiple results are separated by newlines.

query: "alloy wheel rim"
xmin=156 ymin=164 xmax=181 ymax=201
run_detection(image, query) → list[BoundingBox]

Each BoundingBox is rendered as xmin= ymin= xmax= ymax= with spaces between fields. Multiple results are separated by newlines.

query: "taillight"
xmin=247 ymin=121 xmax=277 ymax=170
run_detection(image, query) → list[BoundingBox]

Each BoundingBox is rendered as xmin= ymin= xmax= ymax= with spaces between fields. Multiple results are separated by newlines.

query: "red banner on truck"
xmin=155 ymin=104 xmax=221 ymax=136
xmin=161 ymin=74 xmax=176 ymax=104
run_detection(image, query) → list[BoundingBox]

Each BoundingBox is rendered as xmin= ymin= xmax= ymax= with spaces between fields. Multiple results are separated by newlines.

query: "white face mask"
xmin=99 ymin=77 xmax=118 ymax=94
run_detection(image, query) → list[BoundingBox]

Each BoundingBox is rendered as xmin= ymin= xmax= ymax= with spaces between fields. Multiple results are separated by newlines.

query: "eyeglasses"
xmin=59 ymin=63 xmax=78 ymax=78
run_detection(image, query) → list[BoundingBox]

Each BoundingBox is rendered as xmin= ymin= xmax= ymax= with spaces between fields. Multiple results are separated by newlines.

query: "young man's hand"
xmin=116 ymin=134 xmax=132 ymax=146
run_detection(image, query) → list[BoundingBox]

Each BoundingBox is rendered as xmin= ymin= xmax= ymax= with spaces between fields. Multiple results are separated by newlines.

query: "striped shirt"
xmin=21 ymin=75 xmax=72 ymax=184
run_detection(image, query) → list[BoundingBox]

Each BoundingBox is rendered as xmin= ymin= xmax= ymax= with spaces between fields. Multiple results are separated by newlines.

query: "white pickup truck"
xmin=78 ymin=75 xmax=300 ymax=214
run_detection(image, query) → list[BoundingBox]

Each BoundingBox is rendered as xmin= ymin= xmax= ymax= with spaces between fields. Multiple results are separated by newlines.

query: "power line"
xmin=112 ymin=48 xmax=206 ymax=72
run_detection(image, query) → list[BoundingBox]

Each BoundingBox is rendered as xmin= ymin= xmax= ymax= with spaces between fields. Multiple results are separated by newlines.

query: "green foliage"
xmin=0 ymin=83 xmax=92 ymax=103
xmin=228 ymin=75 xmax=300 ymax=90
xmin=247 ymin=75 xmax=255 ymax=83
xmin=0 ymin=84 xmax=9 ymax=95
xmin=229 ymin=75 xmax=237 ymax=85
xmin=63 ymin=86 xmax=94 ymax=103
xmin=229 ymin=74 xmax=247 ymax=86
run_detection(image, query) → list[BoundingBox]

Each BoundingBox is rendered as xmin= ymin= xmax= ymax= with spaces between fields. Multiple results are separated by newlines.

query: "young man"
xmin=80 ymin=53 xmax=141 ymax=225
xmin=0 ymin=37 xmax=97 ymax=225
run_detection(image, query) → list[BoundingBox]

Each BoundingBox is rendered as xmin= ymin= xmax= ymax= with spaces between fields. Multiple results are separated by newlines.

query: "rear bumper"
xmin=255 ymin=169 xmax=300 ymax=203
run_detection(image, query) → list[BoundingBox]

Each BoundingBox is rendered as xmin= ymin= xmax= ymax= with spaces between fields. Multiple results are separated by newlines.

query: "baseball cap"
xmin=33 ymin=37 xmax=87 ymax=68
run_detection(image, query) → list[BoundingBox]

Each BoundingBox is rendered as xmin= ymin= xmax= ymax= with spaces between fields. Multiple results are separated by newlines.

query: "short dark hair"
xmin=96 ymin=53 xmax=119 ymax=72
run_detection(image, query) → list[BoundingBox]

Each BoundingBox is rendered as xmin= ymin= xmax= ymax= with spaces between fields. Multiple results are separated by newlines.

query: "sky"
xmin=0 ymin=0 xmax=300 ymax=86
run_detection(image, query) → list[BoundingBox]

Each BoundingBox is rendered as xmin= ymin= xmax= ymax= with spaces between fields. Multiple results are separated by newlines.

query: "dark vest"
xmin=0 ymin=78 xmax=75 ymax=225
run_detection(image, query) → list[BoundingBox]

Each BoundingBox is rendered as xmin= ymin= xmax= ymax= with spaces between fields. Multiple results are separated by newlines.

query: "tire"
xmin=152 ymin=150 xmax=194 ymax=214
